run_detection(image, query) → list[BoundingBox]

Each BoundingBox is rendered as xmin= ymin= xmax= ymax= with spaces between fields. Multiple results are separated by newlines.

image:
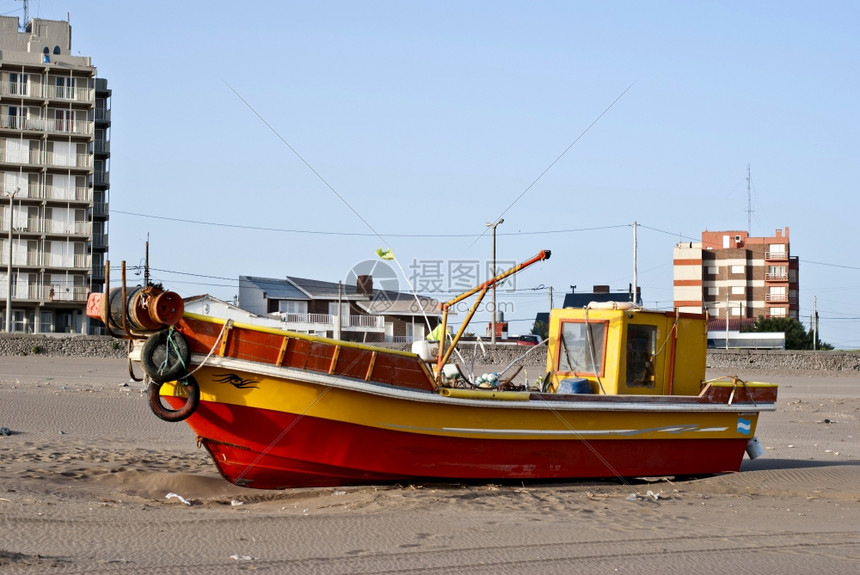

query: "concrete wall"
xmin=0 ymin=334 xmax=126 ymax=358
xmin=1 ymin=334 xmax=858 ymax=373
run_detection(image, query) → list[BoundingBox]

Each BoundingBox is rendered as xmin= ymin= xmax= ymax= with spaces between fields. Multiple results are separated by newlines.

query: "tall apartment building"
xmin=0 ymin=16 xmax=110 ymax=334
xmin=673 ymin=227 xmax=799 ymax=327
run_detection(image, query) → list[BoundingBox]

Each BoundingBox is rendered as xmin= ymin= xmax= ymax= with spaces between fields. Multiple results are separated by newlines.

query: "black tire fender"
xmin=141 ymin=329 xmax=190 ymax=384
xmin=148 ymin=375 xmax=200 ymax=422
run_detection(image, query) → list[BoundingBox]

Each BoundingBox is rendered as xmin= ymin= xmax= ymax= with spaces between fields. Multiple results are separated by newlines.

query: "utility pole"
xmin=486 ymin=218 xmax=504 ymax=344
xmin=144 ymin=234 xmax=150 ymax=287
xmin=5 ymin=188 xmax=18 ymax=332
xmin=725 ymin=284 xmax=730 ymax=350
xmin=336 ymin=281 xmax=343 ymax=340
xmin=813 ymin=296 xmax=818 ymax=351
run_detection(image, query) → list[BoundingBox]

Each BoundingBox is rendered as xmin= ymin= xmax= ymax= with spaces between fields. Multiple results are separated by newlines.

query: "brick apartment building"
xmin=673 ymin=227 xmax=798 ymax=328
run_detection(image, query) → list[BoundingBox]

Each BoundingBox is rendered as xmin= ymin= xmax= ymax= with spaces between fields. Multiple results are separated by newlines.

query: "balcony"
xmin=765 ymin=293 xmax=789 ymax=303
xmin=1 ymin=81 xmax=32 ymax=97
xmin=41 ymin=151 xmax=93 ymax=169
xmin=95 ymin=108 xmax=111 ymax=123
xmin=16 ymin=219 xmax=92 ymax=236
xmin=0 ymin=283 xmax=88 ymax=303
xmin=50 ymin=83 xmax=94 ymax=103
xmin=93 ymin=170 xmax=110 ymax=186
xmin=765 ymin=251 xmax=788 ymax=261
xmin=273 ymin=313 xmax=386 ymax=332
xmin=92 ymin=201 xmax=109 ymax=217
xmin=94 ymin=140 xmax=111 ymax=155
xmin=0 ymin=114 xmax=94 ymax=136
xmin=343 ymin=315 xmax=386 ymax=329
xmin=764 ymin=272 xmax=788 ymax=281
xmin=91 ymin=234 xmax=108 ymax=249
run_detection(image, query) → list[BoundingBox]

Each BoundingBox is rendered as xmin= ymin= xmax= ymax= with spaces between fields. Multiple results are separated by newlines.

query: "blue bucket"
xmin=557 ymin=378 xmax=591 ymax=394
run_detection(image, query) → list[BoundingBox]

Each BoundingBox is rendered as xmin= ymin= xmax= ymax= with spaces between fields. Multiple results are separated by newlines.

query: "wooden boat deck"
xmin=176 ymin=313 xmax=438 ymax=392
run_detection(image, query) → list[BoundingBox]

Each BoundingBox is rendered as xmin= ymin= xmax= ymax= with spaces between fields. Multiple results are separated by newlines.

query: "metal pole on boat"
xmin=486 ymin=218 xmax=503 ymax=344
xmin=436 ymin=249 xmax=550 ymax=377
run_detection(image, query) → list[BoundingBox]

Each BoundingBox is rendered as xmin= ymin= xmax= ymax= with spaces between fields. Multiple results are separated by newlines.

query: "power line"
xmin=111 ymin=209 xmax=630 ymax=237
xmin=109 ymin=214 xmax=860 ymax=275
xmin=800 ymin=259 xmax=860 ymax=271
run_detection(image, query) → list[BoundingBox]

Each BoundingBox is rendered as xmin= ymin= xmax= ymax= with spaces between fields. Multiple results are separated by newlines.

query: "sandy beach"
xmin=1 ymin=356 xmax=858 ymax=574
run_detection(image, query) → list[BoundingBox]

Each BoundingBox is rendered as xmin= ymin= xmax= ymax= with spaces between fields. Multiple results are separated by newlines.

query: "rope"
xmin=158 ymin=325 xmax=188 ymax=378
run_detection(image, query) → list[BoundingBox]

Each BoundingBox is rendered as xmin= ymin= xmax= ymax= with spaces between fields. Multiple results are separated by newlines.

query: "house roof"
xmin=285 ymin=276 xmax=366 ymax=300
xmin=239 ymin=276 xmax=307 ymax=299
xmin=239 ymin=276 xmax=441 ymax=316
xmin=240 ymin=275 xmax=371 ymax=301
xmin=239 ymin=275 xmax=441 ymax=316
xmin=355 ymin=290 xmax=443 ymax=317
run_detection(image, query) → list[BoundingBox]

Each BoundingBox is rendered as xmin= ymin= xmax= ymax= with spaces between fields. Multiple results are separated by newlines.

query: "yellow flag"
xmin=376 ymin=248 xmax=395 ymax=260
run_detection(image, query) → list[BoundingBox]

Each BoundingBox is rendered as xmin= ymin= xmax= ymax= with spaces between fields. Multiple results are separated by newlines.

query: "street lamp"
xmin=485 ymin=218 xmax=504 ymax=344
xmin=5 ymin=188 xmax=18 ymax=333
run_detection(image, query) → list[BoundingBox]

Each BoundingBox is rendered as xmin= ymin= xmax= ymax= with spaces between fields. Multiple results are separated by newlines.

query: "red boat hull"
xmin=178 ymin=399 xmax=753 ymax=489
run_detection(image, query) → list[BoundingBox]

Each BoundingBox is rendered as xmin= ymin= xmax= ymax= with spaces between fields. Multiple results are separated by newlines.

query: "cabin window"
xmin=626 ymin=324 xmax=656 ymax=387
xmin=557 ymin=321 xmax=606 ymax=375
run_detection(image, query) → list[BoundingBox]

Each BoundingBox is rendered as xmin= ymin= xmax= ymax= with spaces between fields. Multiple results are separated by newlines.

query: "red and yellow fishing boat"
xmin=87 ymin=250 xmax=777 ymax=489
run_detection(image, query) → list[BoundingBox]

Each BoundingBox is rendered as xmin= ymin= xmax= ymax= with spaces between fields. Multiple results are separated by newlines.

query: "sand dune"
xmin=1 ymin=357 xmax=858 ymax=573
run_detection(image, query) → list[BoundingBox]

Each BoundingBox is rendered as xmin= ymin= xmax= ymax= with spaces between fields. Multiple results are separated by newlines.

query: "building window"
xmin=767 ymin=286 xmax=787 ymax=302
xmin=731 ymin=265 xmax=744 ymax=275
xmin=767 ymin=265 xmax=787 ymax=280
xmin=328 ymin=302 xmax=349 ymax=317
xmin=9 ymin=73 xmax=28 ymax=96
xmin=55 ymin=76 xmax=75 ymax=99
xmin=770 ymin=307 xmax=787 ymax=317
xmin=53 ymin=109 xmax=74 ymax=133
xmin=708 ymin=287 xmax=718 ymax=296
xmin=767 ymin=243 xmax=787 ymax=260
xmin=707 ymin=266 xmax=718 ymax=275
xmin=278 ymin=300 xmax=307 ymax=315
xmin=731 ymin=286 xmax=745 ymax=295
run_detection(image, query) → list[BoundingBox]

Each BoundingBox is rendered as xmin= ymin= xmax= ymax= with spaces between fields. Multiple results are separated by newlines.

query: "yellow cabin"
xmin=545 ymin=303 xmax=708 ymax=396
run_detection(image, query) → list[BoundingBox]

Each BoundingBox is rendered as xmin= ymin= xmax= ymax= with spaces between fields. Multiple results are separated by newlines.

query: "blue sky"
xmin=11 ymin=1 xmax=860 ymax=347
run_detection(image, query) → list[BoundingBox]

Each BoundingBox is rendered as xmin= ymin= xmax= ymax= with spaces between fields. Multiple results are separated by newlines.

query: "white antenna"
xmin=632 ymin=221 xmax=638 ymax=304
xmin=746 ymin=164 xmax=753 ymax=234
